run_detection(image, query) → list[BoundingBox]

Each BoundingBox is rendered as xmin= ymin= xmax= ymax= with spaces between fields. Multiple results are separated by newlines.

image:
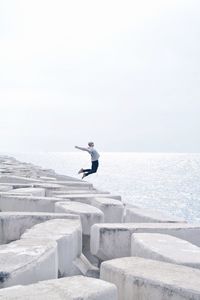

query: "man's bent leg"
xmin=82 ymin=169 xmax=91 ymax=172
xmin=82 ymin=161 xmax=99 ymax=178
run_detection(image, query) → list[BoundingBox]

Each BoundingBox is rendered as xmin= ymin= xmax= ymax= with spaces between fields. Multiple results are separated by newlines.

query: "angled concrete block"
xmin=131 ymin=233 xmax=200 ymax=269
xmin=49 ymin=173 xmax=84 ymax=181
xmin=32 ymin=182 xmax=93 ymax=194
xmin=0 ymin=186 xmax=13 ymax=192
xmin=0 ymin=212 xmax=80 ymax=244
xmin=73 ymin=253 xmax=99 ymax=278
xmin=0 ymin=194 xmax=112 ymax=213
xmin=56 ymin=194 xmax=122 ymax=205
xmin=55 ymin=201 xmax=104 ymax=235
xmin=0 ymin=276 xmax=117 ymax=299
xmin=0 ymin=183 xmax=33 ymax=189
xmin=32 ymin=182 xmax=93 ymax=196
xmin=0 ymin=238 xmax=57 ymax=288
xmin=22 ymin=218 xmax=82 ymax=276
xmin=32 ymin=183 xmax=68 ymax=196
xmin=55 ymin=202 xmax=104 ymax=266
xmin=100 ymin=257 xmax=200 ymax=300
xmin=91 ymin=223 xmax=200 ymax=261
xmin=38 ymin=176 xmax=57 ymax=181
xmin=50 ymin=189 xmax=109 ymax=196
xmin=0 ymin=195 xmax=60 ymax=212
xmin=49 ymin=180 xmax=94 ymax=189
xmin=91 ymin=198 xmax=124 ymax=223
xmin=0 ymin=192 xmax=32 ymax=198
xmin=0 ymin=176 xmax=42 ymax=184
xmin=11 ymin=187 xmax=46 ymax=197
xmin=50 ymin=178 xmax=93 ymax=188
xmin=125 ymin=207 xmax=186 ymax=223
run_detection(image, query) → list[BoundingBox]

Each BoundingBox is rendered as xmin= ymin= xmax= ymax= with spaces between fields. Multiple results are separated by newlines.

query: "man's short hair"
xmin=88 ymin=142 xmax=94 ymax=147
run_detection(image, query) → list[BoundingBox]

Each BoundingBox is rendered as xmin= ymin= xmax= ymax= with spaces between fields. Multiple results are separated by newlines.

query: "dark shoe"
xmin=78 ymin=168 xmax=83 ymax=174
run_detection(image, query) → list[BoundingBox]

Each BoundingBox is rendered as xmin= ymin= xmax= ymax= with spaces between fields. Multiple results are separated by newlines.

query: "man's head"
xmin=88 ymin=142 xmax=94 ymax=147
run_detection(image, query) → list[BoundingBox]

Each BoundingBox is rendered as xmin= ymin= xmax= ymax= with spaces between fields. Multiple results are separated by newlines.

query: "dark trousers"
xmin=83 ymin=160 xmax=99 ymax=177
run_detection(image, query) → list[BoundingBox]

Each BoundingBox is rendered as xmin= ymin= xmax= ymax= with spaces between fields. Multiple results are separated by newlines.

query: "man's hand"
xmin=75 ymin=146 xmax=78 ymax=149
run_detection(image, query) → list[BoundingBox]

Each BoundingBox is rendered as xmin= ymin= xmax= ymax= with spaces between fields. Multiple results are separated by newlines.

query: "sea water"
xmin=7 ymin=152 xmax=200 ymax=223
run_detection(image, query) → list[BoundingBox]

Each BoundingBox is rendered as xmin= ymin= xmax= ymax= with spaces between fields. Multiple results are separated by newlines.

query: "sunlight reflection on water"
xmin=10 ymin=152 xmax=200 ymax=223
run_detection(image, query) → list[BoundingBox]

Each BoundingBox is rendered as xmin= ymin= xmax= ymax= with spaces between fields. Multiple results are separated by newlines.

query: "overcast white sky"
xmin=0 ymin=0 xmax=199 ymax=152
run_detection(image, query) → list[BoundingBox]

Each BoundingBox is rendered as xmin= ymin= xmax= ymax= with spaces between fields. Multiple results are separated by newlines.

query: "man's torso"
xmin=88 ymin=148 xmax=100 ymax=161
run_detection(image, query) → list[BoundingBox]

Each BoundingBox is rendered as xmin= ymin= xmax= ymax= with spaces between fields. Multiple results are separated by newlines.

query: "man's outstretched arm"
xmin=75 ymin=146 xmax=89 ymax=152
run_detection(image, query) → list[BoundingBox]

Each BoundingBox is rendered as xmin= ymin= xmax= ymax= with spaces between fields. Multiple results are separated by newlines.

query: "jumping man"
xmin=75 ymin=142 xmax=100 ymax=179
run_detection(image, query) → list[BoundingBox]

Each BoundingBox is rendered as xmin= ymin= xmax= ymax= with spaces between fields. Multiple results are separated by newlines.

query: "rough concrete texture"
xmin=0 ymin=183 xmax=35 ymax=188
xmin=11 ymin=187 xmax=46 ymax=197
xmin=131 ymin=233 xmax=200 ymax=269
xmin=0 ymin=175 xmax=42 ymax=184
xmin=0 ymin=195 xmax=62 ymax=212
xmin=73 ymin=253 xmax=99 ymax=278
xmin=55 ymin=201 xmax=104 ymax=235
xmin=56 ymin=194 xmax=122 ymax=205
xmin=48 ymin=173 xmax=86 ymax=181
xmin=0 ymin=212 xmax=80 ymax=244
xmin=91 ymin=223 xmax=200 ymax=260
xmin=47 ymin=180 xmax=94 ymax=189
xmin=0 ymin=238 xmax=58 ymax=288
xmin=21 ymin=218 xmax=82 ymax=276
xmin=32 ymin=182 xmax=94 ymax=196
xmin=124 ymin=206 xmax=186 ymax=223
xmin=0 ymin=186 xmax=13 ymax=192
xmin=100 ymin=257 xmax=200 ymax=300
xmin=31 ymin=182 xmax=71 ymax=196
xmin=50 ymin=189 xmax=109 ymax=196
xmin=0 ymin=192 xmax=32 ymax=198
xmin=0 ymin=194 xmax=94 ymax=213
xmin=0 ymin=276 xmax=117 ymax=300
xmin=91 ymin=198 xmax=124 ymax=223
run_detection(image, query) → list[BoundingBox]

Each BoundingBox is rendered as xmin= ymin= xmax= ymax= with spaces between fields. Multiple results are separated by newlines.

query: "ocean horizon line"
xmin=1 ymin=151 xmax=200 ymax=155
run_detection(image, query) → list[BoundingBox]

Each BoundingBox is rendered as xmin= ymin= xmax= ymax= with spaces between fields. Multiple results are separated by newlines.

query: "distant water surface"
xmin=6 ymin=152 xmax=200 ymax=223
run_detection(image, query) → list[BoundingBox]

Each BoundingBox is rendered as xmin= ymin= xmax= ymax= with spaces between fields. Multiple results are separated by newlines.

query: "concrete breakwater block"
xmin=91 ymin=223 xmax=200 ymax=260
xmin=39 ymin=176 xmax=57 ymax=181
xmin=0 ymin=194 xmax=116 ymax=214
xmin=0 ymin=238 xmax=57 ymax=288
xmin=0 ymin=212 xmax=80 ymax=244
xmin=124 ymin=207 xmax=186 ymax=223
xmin=100 ymin=257 xmax=200 ymax=300
xmin=55 ymin=202 xmax=104 ymax=235
xmin=10 ymin=187 xmax=46 ymax=197
xmin=48 ymin=180 xmax=94 ymax=189
xmin=0 ymin=276 xmax=117 ymax=300
xmin=33 ymin=182 xmax=94 ymax=196
xmin=21 ymin=219 xmax=82 ymax=276
xmin=49 ymin=173 xmax=85 ymax=181
xmin=91 ymin=198 xmax=124 ymax=223
xmin=131 ymin=233 xmax=200 ymax=269
xmin=0 ymin=186 xmax=13 ymax=192
xmin=0 ymin=183 xmax=34 ymax=189
xmin=32 ymin=183 xmax=71 ymax=196
xmin=55 ymin=202 xmax=104 ymax=266
xmin=0 ymin=195 xmax=59 ymax=212
xmin=50 ymin=189 xmax=109 ymax=196
xmin=0 ymin=175 xmax=42 ymax=184
xmin=73 ymin=253 xmax=99 ymax=278
xmin=56 ymin=194 xmax=122 ymax=204
xmin=0 ymin=192 xmax=32 ymax=198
